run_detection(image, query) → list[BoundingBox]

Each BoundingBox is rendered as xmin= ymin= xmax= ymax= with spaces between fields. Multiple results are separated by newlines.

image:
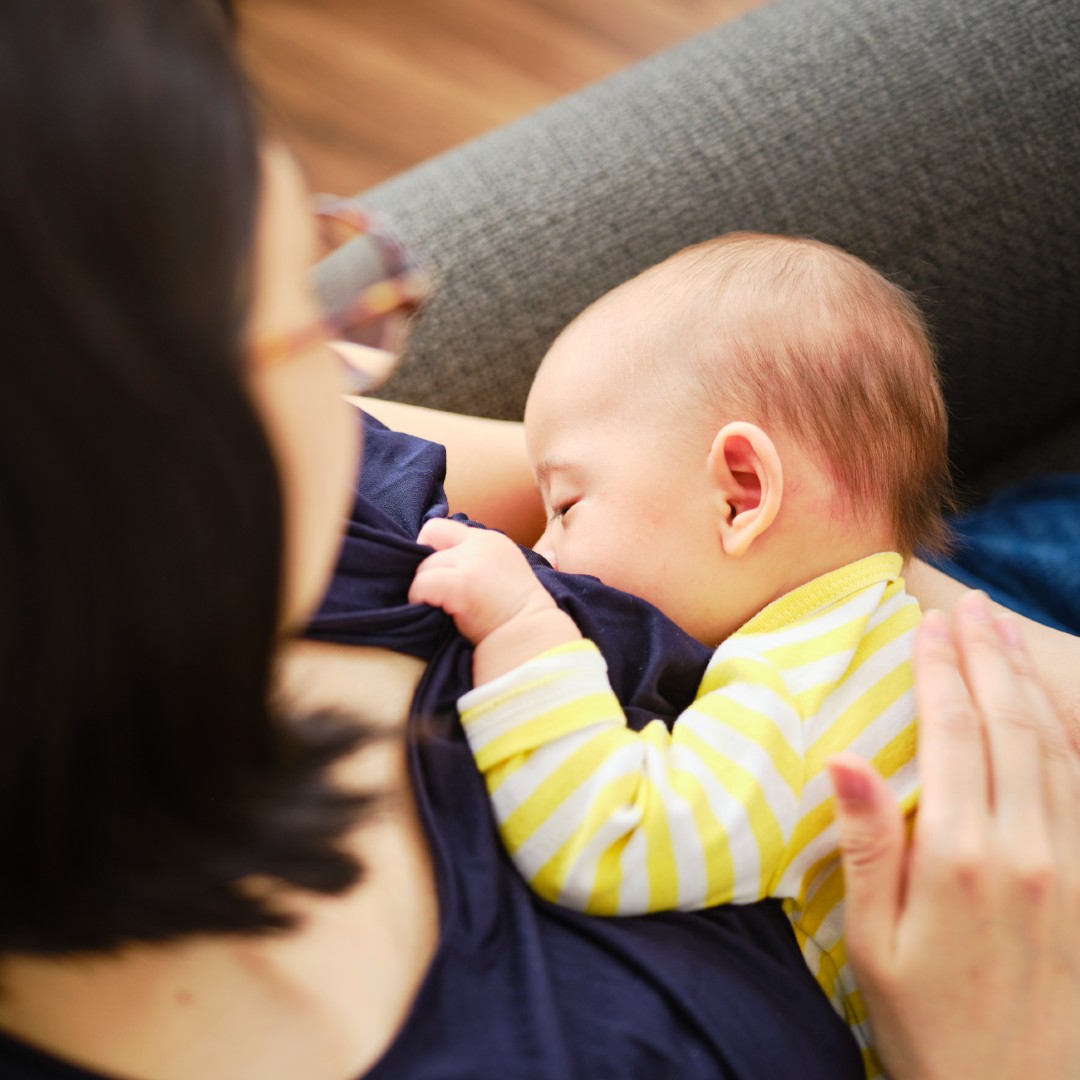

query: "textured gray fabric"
xmin=316 ymin=0 xmax=1080 ymax=487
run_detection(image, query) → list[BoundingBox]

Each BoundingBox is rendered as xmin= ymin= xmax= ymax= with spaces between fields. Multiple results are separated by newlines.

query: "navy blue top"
xmin=311 ymin=413 xmax=865 ymax=1079
xmin=315 ymin=442 xmax=1080 ymax=1080
xmin=0 ymin=413 xmax=863 ymax=1079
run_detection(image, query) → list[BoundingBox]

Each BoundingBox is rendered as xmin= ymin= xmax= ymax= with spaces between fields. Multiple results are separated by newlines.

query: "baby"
xmin=410 ymin=233 xmax=954 ymax=1076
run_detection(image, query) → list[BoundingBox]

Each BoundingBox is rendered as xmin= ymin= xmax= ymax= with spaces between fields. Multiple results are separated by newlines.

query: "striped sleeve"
xmin=457 ymin=639 xmax=805 ymax=915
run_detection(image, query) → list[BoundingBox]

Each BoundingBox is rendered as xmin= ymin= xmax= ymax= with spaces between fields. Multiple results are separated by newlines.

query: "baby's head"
xmin=524 ymin=232 xmax=953 ymax=643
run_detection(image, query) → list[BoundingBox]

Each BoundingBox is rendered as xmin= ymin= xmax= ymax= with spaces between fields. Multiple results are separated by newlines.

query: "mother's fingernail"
xmin=827 ymin=759 xmax=874 ymax=809
xmin=966 ymin=590 xmax=992 ymax=623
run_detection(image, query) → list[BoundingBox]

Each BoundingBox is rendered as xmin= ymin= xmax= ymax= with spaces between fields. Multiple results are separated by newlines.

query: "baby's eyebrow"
xmin=534 ymin=459 xmax=573 ymax=484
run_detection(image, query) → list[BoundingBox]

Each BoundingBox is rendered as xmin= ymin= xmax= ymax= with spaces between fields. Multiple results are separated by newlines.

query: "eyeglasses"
xmin=251 ymin=195 xmax=432 ymax=394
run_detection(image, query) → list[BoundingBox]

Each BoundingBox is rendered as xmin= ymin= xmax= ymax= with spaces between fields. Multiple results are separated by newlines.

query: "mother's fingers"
xmin=912 ymin=609 xmax=988 ymax=834
xmin=857 ymin=596 xmax=1080 ymax=1080
xmin=991 ymin=611 xmax=1080 ymax=872
xmin=828 ymin=755 xmax=906 ymax=976
xmin=952 ymin=592 xmax=1047 ymax=851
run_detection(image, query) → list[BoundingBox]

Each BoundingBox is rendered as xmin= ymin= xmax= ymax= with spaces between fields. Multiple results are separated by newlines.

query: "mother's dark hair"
xmin=0 ymin=0 xmax=375 ymax=955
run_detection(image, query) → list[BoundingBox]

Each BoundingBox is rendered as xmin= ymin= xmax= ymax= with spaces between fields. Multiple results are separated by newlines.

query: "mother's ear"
xmin=706 ymin=421 xmax=783 ymax=556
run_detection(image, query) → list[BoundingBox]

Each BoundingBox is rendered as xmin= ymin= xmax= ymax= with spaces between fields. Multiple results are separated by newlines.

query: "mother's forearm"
xmin=905 ymin=559 xmax=1080 ymax=755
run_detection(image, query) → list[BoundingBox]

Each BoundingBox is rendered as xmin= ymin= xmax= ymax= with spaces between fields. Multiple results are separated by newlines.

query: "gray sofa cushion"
xmin=317 ymin=0 xmax=1080 ymax=491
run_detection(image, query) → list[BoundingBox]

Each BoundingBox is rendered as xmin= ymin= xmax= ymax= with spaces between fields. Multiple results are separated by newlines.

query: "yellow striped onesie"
xmin=458 ymin=552 xmax=921 ymax=1078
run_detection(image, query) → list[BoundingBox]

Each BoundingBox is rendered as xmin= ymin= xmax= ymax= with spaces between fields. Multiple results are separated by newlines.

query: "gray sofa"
xmin=316 ymin=0 xmax=1080 ymax=496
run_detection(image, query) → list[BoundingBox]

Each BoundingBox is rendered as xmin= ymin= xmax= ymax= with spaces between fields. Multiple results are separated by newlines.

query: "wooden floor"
xmin=238 ymin=0 xmax=764 ymax=196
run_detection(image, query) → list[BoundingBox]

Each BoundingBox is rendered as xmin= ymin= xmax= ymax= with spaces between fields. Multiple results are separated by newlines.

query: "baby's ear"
xmin=706 ymin=422 xmax=783 ymax=556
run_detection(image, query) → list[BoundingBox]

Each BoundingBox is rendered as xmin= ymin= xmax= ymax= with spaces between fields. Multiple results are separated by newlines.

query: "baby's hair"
xmin=636 ymin=233 xmax=955 ymax=558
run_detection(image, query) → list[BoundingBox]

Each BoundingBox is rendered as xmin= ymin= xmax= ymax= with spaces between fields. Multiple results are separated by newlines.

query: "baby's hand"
xmin=411 ymin=518 xmax=550 ymax=642
xmin=410 ymin=518 xmax=580 ymax=683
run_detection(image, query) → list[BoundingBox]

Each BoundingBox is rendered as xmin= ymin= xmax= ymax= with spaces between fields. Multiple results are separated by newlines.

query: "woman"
xmin=0 ymin=2 xmax=1076 ymax=1078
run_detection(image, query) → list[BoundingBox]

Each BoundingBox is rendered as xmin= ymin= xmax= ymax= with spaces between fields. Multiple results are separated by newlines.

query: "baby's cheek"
xmin=572 ymin=541 xmax=631 ymax=590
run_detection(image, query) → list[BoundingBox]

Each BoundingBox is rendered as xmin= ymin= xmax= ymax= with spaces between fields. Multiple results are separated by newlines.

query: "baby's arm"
xmin=455 ymin=633 xmax=808 ymax=915
xmin=410 ymin=517 xmax=805 ymax=913
xmin=409 ymin=516 xmax=582 ymax=683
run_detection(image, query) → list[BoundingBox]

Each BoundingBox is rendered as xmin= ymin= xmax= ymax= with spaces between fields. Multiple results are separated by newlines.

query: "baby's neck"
xmin=747 ymin=523 xmax=898 ymax=628
xmin=710 ymin=508 xmax=898 ymax=646
xmin=777 ymin=536 xmax=896 ymax=599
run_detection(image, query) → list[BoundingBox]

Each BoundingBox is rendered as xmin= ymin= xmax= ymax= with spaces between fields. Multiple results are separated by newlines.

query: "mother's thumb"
xmin=827 ymin=754 xmax=905 ymax=969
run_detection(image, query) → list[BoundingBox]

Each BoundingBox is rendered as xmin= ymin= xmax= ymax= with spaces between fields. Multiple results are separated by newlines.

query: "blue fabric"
xmin=931 ymin=474 xmax=1080 ymax=634
xmin=308 ymin=412 xmax=865 ymax=1079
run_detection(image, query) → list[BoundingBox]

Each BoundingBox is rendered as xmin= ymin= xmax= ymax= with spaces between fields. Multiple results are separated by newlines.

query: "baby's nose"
xmin=533 ymin=531 xmax=558 ymax=570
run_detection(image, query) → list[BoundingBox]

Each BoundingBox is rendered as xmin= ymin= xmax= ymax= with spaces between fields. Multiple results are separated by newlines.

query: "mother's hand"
xmin=828 ymin=591 xmax=1080 ymax=1080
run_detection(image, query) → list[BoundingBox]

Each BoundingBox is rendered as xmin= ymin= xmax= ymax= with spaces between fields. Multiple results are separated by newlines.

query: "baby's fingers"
xmin=416 ymin=516 xmax=475 ymax=552
xmin=408 ymin=545 xmax=497 ymax=639
xmin=409 ymin=557 xmax=470 ymax=613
